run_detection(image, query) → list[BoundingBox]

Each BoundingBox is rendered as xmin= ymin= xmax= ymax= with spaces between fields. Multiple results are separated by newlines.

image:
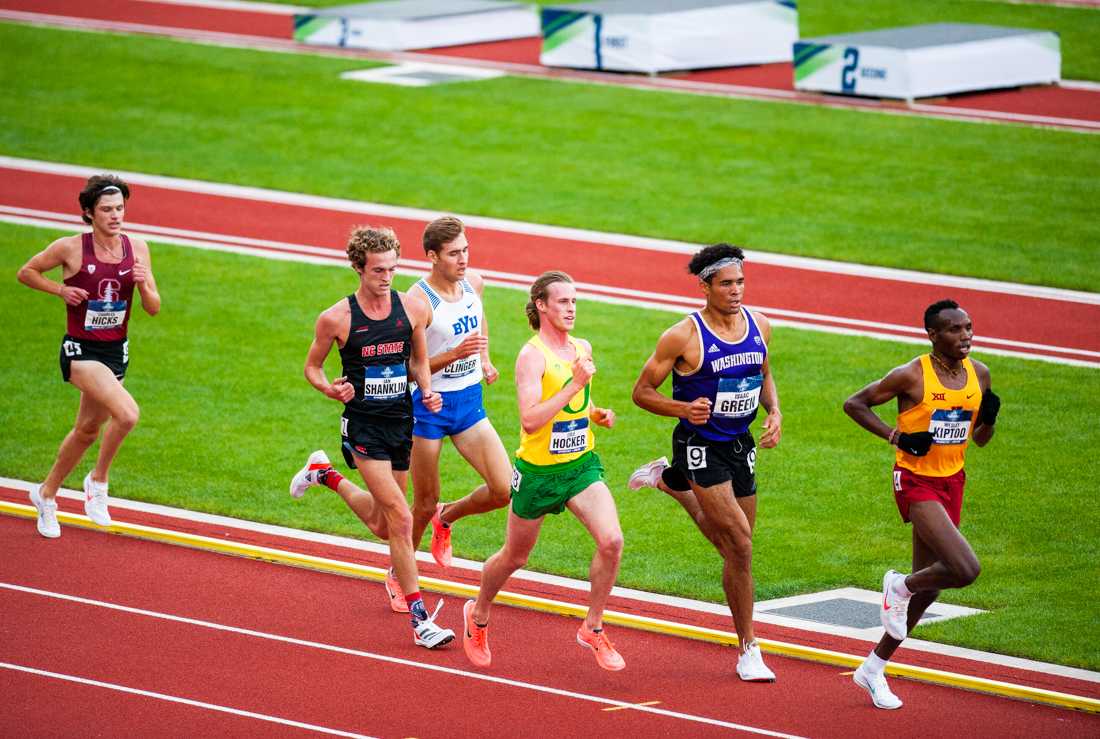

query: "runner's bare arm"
xmin=971 ymin=359 xmax=996 ymax=447
xmin=843 ymin=361 xmax=921 ymax=442
xmin=130 ymin=237 xmax=160 ymax=316
xmin=16 ymin=236 xmax=87 ymax=306
xmin=515 ymin=343 xmax=592 ymax=434
xmin=631 ymin=318 xmax=711 ymax=424
xmin=304 ymin=306 xmax=354 ymax=402
xmin=468 ymin=270 xmax=498 ymax=385
xmin=404 ymin=294 xmax=442 ymax=412
xmin=754 ymin=312 xmax=782 ymax=448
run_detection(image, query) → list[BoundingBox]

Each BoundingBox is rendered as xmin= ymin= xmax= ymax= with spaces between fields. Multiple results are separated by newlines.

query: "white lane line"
xmin=3 ymin=157 xmax=1097 ymax=305
xmin=131 ymin=0 xmax=308 ymax=12
xmin=0 ymin=582 xmax=807 ymax=738
xmin=4 ymin=209 xmax=1097 ymax=368
xmin=1 ymin=661 xmax=376 ymax=738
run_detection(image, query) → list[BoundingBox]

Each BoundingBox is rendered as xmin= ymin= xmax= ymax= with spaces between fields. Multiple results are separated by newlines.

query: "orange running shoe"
xmin=384 ymin=567 xmax=409 ymax=613
xmin=576 ymin=623 xmax=625 ymax=671
xmin=462 ymin=600 xmax=491 ymax=668
xmin=430 ymin=503 xmax=453 ymax=568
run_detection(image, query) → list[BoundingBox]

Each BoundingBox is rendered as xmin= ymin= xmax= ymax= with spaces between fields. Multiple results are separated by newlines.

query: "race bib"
xmin=929 ymin=408 xmax=973 ymax=445
xmin=549 ymin=417 xmax=589 ymax=455
xmin=442 ymin=355 xmax=478 ymax=379
xmin=362 ymin=364 xmax=408 ymax=400
xmin=84 ymin=300 xmax=127 ymax=331
xmin=713 ymin=374 xmax=763 ymax=418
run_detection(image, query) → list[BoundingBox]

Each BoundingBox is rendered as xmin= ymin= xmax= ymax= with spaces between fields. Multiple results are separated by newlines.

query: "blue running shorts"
xmin=412 ymin=383 xmax=487 ymax=440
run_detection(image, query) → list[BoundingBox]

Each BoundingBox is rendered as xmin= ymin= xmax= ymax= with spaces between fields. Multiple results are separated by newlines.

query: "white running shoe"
xmin=290 ymin=450 xmax=332 ymax=498
xmin=30 ymin=485 xmax=61 ymax=539
xmin=628 ymin=457 xmax=669 ymax=491
xmin=881 ymin=569 xmax=912 ymax=641
xmin=413 ymin=601 xmax=456 ymax=650
xmin=83 ymin=473 xmax=112 ymax=526
xmin=736 ymin=641 xmax=776 ymax=682
xmin=854 ymin=664 xmax=903 ymax=710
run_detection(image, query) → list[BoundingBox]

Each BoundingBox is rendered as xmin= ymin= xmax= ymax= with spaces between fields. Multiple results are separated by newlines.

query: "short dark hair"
xmin=924 ymin=299 xmax=961 ymax=330
xmin=422 ymin=216 xmax=464 ymax=254
xmin=79 ymin=175 xmax=130 ymax=224
xmin=688 ymin=243 xmax=745 ymax=283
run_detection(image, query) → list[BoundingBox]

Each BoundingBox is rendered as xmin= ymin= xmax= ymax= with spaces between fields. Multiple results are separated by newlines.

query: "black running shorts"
xmin=341 ymin=411 xmax=413 ymax=471
xmin=59 ymin=335 xmax=128 ymax=383
xmin=671 ymin=425 xmax=757 ymax=497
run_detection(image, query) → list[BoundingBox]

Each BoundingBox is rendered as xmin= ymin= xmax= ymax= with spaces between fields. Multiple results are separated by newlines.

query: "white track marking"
xmin=0 ymin=582 xmax=807 ymax=738
xmin=0 ymin=662 xmax=376 ymax=738
xmin=3 ymin=207 xmax=1096 ymax=368
xmin=131 ymin=0 xmax=307 ymax=12
xmin=2 ymin=156 xmax=1097 ymax=306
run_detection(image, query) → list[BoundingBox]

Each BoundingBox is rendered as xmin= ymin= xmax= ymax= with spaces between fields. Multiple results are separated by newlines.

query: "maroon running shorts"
xmin=892 ymin=465 xmax=966 ymax=527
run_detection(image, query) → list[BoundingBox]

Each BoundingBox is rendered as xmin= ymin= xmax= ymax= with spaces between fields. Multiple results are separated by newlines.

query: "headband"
xmin=697 ymin=257 xmax=743 ymax=281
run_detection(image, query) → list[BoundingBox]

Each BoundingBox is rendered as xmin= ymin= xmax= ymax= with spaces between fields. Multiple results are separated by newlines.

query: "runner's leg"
xmin=565 ymin=481 xmax=624 ymax=629
xmin=471 ymin=508 xmax=543 ymax=624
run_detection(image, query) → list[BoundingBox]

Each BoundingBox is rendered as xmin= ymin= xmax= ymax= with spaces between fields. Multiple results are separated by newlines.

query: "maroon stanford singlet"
xmin=64 ymin=233 xmax=136 ymax=342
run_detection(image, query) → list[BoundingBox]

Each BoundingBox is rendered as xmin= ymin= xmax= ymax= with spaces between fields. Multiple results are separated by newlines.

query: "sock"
xmin=892 ymin=575 xmax=913 ymax=598
xmin=318 ymin=467 xmax=344 ymax=492
xmin=864 ymin=651 xmax=888 ymax=676
xmin=408 ymin=596 xmax=427 ymax=624
xmin=661 ymin=466 xmax=691 ymax=492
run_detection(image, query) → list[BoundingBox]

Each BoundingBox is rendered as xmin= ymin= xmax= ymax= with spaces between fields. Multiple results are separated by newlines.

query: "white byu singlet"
xmin=415 ymin=278 xmax=484 ymax=392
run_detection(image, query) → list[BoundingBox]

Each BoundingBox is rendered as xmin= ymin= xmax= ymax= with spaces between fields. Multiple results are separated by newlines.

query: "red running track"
xmin=3 ymin=164 xmax=1099 ymax=365
xmin=4 ymin=514 xmax=1098 ymax=738
xmin=3 ymin=0 xmax=1097 ymax=129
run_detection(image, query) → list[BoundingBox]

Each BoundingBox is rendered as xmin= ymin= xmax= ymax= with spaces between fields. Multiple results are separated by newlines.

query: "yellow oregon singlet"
xmin=896 ymin=354 xmax=981 ymax=477
xmin=516 ymin=335 xmax=595 ymax=466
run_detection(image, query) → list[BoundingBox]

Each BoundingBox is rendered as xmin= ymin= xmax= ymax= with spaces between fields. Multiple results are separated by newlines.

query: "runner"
xmin=462 ymin=271 xmax=625 ymax=671
xmin=289 ymin=225 xmax=454 ymax=649
xmin=843 ymin=299 xmax=1000 ymax=709
xmin=405 ymin=217 xmax=511 ymax=570
xmin=18 ymin=175 xmax=161 ymax=538
xmin=628 ymin=243 xmax=781 ymax=682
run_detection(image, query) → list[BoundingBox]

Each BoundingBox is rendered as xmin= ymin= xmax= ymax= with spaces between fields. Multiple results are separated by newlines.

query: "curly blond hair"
xmin=346 ymin=226 xmax=401 ymax=272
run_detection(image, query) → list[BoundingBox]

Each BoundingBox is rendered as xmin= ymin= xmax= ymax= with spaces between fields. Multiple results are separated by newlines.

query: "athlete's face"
xmin=538 ymin=281 xmax=577 ymax=333
xmin=702 ymin=263 xmax=745 ymax=315
xmin=929 ymin=308 xmax=974 ymax=360
xmin=87 ymin=193 xmax=125 ymax=236
xmin=358 ymin=249 xmax=399 ymax=297
xmin=431 ymin=232 xmax=469 ymax=282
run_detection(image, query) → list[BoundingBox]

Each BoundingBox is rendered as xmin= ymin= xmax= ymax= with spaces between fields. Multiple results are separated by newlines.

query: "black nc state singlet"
xmin=339 ymin=291 xmax=412 ymax=419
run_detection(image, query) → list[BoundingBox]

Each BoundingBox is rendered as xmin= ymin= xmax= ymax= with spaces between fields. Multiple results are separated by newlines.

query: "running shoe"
xmin=384 ymin=567 xmax=410 ymax=613
xmin=628 ymin=457 xmax=668 ymax=491
xmin=412 ymin=601 xmax=455 ymax=649
xmin=30 ymin=485 xmax=60 ymax=539
xmin=881 ymin=569 xmax=912 ymax=641
xmin=462 ymin=599 xmax=491 ymax=668
xmin=289 ymin=450 xmax=332 ymax=498
xmin=83 ymin=473 xmax=112 ymax=527
xmin=430 ymin=502 xmax=453 ymax=568
xmin=736 ymin=641 xmax=776 ymax=682
xmin=854 ymin=664 xmax=903 ymax=710
xmin=576 ymin=623 xmax=625 ymax=671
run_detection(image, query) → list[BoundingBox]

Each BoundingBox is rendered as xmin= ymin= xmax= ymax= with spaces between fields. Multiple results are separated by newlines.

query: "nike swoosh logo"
xmin=966 ymin=393 xmax=976 ymax=398
xmin=119 ymin=269 xmax=132 ymax=276
xmin=883 ymin=597 xmax=890 ymax=611
xmin=466 ymin=303 xmax=474 ymax=309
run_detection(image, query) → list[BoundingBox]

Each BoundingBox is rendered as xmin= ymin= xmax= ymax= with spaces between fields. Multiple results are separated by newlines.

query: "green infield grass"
xmin=2 ymin=22 xmax=1098 ymax=292
xmin=275 ymin=0 xmax=1100 ymax=81
xmin=3 ymin=222 xmax=1097 ymax=669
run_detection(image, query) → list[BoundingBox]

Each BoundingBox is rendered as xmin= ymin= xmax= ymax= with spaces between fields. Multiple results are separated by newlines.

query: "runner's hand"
xmin=482 ymin=359 xmax=499 ymax=385
xmin=897 ymin=431 xmax=934 ymax=456
xmin=132 ymin=259 xmax=149 ymax=284
xmin=58 ymin=285 xmax=88 ymax=306
xmin=453 ymin=333 xmax=488 ymax=359
xmin=327 ymin=376 xmax=355 ymax=403
xmin=591 ymin=407 xmax=615 ymax=428
xmin=979 ymin=389 xmax=1000 ymax=426
xmin=685 ymin=397 xmax=712 ymax=425
xmin=571 ymin=357 xmax=596 ymax=387
xmin=422 ymin=390 xmax=443 ymax=413
xmin=759 ymin=410 xmax=782 ymax=448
